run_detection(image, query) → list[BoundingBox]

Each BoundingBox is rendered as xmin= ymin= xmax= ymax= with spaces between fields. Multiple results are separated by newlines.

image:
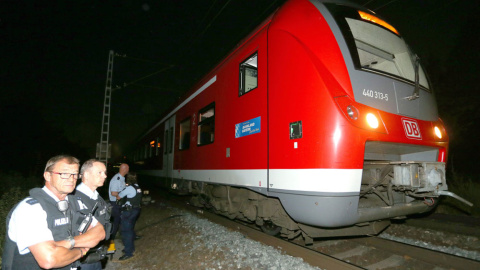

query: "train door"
xmin=233 ymin=44 xmax=268 ymax=190
xmin=163 ymin=115 xmax=175 ymax=183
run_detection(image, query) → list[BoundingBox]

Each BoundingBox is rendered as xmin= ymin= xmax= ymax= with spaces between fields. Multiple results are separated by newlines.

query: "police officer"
xmin=117 ymin=172 xmax=142 ymax=261
xmin=75 ymin=159 xmax=112 ymax=270
xmin=108 ymin=163 xmax=129 ymax=240
xmin=2 ymin=155 xmax=105 ymax=270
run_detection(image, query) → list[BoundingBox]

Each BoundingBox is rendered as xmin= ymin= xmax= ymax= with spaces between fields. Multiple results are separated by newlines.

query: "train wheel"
xmin=261 ymin=221 xmax=282 ymax=236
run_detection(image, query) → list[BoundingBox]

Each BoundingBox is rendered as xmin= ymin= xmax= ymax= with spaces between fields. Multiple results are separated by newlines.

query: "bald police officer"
xmin=107 ymin=163 xmax=129 ymax=240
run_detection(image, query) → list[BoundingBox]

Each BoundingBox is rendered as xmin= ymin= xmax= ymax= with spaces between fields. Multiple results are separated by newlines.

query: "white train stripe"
xmin=143 ymin=168 xmax=362 ymax=193
xmin=173 ymin=169 xmax=267 ymax=188
xmin=270 ymin=169 xmax=362 ymax=193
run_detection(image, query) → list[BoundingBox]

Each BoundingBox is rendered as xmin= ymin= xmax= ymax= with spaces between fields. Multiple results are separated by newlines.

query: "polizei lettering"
xmin=54 ymin=217 xmax=70 ymax=226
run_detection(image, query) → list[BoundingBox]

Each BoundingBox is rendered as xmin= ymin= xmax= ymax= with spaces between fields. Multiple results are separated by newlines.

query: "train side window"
xmin=164 ymin=130 xmax=168 ymax=154
xmin=179 ymin=118 xmax=191 ymax=150
xmin=198 ymin=103 xmax=215 ymax=146
xmin=155 ymin=136 xmax=160 ymax=156
xmin=239 ymin=52 xmax=258 ymax=96
xmin=169 ymin=127 xmax=173 ymax=153
xmin=149 ymin=140 xmax=155 ymax=157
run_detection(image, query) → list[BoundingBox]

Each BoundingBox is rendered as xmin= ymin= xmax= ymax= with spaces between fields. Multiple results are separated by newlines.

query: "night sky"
xmin=1 ymin=0 xmax=479 ymax=175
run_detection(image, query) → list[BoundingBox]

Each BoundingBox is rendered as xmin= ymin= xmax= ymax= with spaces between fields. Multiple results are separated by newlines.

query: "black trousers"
xmin=109 ymin=201 xmax=121 ymax=240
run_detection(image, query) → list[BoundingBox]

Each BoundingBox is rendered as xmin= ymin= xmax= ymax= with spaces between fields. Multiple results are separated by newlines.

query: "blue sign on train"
xmin=235 ymin=116 xmax=261 ymax=138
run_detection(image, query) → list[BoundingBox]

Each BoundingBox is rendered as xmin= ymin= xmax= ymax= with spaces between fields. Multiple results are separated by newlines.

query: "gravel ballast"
xmin=104 ymin=202 xmax=321 ymax=270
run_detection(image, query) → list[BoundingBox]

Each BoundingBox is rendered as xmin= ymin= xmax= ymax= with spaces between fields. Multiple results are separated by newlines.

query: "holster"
xmin=104 ymin=222 xmax=112 ymax=241
xmin=81 ymin=245 xmax=107 ymax=264
xmin=122 ymin=204 xmax=133 ymax=211
xmin=116 ymin=197 xmax=127 ymax=206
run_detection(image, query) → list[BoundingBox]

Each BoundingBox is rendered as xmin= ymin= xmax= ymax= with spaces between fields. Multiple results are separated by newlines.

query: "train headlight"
xmin=335 ymin=96 xmax=387 ymax=134
xmin=346 ymin=105 xmax=358 ymax=120
xmin=366 ymin=113 xmax=379 ymax=129
xmin=434 ymin=126 xmax=442 ymax=139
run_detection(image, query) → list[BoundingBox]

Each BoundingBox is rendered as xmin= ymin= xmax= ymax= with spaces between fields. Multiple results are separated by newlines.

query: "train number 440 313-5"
xmin=363 ymin=89 xmax=388 ymax=101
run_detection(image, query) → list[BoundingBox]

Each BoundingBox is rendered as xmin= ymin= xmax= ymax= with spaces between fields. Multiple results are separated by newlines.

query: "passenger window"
xmin=164 ymin=130 xmax=168 ymax=154
xmin=149 ymin=140 xmax=155 ymax=157
xmin=197 ymin=103 xmax=215 ymax=145
xmin=169 ymin=127 xmax=173 ymax=153
xmin=179 ymin=118 xmax=191 ymax=150
xmin=239 ymin=52 xmax=258 ymax=96
xmin=155 ymin=136 xmax=161 ymax=156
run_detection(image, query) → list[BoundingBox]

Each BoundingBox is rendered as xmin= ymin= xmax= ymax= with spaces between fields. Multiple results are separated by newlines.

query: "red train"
xmin=130 ymin=0 xmax=471 ymax=239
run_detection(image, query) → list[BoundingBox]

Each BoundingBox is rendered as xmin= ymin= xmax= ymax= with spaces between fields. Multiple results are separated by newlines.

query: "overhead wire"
xmin=129 ymin=83 xmax=178 ymax=94
xmin=372 ymin=0 xmax=400 ymax=11
xmin=360 ymin=0 xmax=377 ymax=7
xmin=113 ymin=64 xmax=175 ymax=91
xmin=183 ymin=0 xmax=219 ymax=52
xmin=112 ymin=1 xmax=287 ymax=92
xmin=237 ymin=0 xmax=282 ymax=38
xmin=198 ymin=0 xmax=219 ymax=32
xmin=195 ymin=0 xmax=233 ymax=42
xmin=115 ymin=53 xmax=171 ymax=66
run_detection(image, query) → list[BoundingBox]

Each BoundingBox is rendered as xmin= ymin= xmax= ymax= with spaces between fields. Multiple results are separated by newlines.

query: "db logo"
xmin=402 ymin=118 xmax=422 ymax=140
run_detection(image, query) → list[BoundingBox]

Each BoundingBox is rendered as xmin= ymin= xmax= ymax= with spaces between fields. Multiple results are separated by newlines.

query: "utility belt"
xmin=80 ymin=245 xmax=108 ymax=264
xmin=121 ymin=204 xmax=140 ymax=211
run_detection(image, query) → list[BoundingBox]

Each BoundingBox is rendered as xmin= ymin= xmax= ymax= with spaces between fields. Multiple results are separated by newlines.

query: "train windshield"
xmin=329 ymin=6 xmax=430 ymax=89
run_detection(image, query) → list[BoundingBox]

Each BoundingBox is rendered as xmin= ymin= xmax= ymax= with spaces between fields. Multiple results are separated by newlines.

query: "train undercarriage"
xmin=172 ymin=160 xmax=471 ymax=242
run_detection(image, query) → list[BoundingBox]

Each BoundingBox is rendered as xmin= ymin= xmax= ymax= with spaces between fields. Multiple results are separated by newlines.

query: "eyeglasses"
xmin=49 ymin=171 xmax=79 ymax=179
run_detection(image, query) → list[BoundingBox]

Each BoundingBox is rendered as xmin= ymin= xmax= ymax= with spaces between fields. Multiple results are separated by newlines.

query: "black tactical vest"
xmin=2 ymin=188 xmax=79 ymax=270
xmin=126 ymin=184 xmax=142 ymax=208
xmin=73 ymin=189 xmax=112 ymax=240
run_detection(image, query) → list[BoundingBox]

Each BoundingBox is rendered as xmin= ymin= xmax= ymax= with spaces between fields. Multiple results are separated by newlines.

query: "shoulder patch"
xmin=26 ymin=198 xmax=38 ymax=205
xmin=117 ymin=176 xmax=121 ymax=180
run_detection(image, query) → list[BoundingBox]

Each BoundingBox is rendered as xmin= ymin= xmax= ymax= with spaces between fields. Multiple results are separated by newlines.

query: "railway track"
xmin=188 ymin=205 xmax=363 ymax=270
xmin=167 ymin=194 xmax=479 ymax=270
xmin=297 ymin=235 xmax=480 ymax=270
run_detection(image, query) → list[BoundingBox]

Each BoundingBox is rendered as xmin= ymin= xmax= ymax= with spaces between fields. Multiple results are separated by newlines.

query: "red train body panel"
xmin=131 ymin=0 xmax=467 ymax=236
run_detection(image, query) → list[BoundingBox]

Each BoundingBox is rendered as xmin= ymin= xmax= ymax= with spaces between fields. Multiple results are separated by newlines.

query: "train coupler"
xmin=436 ymin=190 xmax=473 ymax=207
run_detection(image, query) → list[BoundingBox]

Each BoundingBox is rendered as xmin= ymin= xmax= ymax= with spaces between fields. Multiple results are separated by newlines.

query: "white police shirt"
xmin=75 ymin=183 xmax=100 ymax=227
xmin=108 ymin=173 xmax=125 ymax=202
xmin=76 ymin=182 xmax=100 ymax=201
xmin=8 ymin=187 xmax=62 ymax=255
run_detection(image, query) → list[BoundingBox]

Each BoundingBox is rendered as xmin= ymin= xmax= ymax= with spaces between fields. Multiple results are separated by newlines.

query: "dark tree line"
xmin=0 ymin=95 xmax=89 ymax=176
xmin=426 ymin=15 xmax=480 ymax=177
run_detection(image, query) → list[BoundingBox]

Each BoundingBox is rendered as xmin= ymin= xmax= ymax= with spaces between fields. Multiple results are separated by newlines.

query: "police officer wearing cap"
xmin=107 ymin=163 xmax=129 ymax=240
xmin=117 ymin=172 xmax=142 ymax=261
xmin=75 ymin=159 xmax=112 ymax=270
xmin=2 ymin=155 xmax=105 ymax=270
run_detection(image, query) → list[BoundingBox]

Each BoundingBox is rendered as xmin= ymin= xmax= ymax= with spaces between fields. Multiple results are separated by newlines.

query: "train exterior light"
xmin=357 ymin=10 xmax=399 ymax=35
xmin=366 ymin=113 xmax=379 ymax=129
xmin=346 ymin=105 xmax=358 ymax=120
xmin=130 ymin=0 xmax=471 ymax=240
xmin=434 ymin=126 xmax=442 ymax=139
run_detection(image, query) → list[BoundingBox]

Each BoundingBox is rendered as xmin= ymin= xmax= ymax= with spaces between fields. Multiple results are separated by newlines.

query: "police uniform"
xmin=74 ymin=183 xmax=111 ymax=270
xmin=108 ymin=173 xmax=125 ymax=239
xmin=118 ymin=184 xmax=142 ymax=258
xmin=2 ymin=187 xmax=81 ymax=270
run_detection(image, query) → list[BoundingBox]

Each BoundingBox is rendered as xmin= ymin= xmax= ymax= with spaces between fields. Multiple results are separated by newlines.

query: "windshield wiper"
xmin=406 ymin=54 xmax=420 ymax=101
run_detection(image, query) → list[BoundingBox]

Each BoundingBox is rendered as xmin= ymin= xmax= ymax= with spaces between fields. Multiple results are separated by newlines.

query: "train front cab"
xmin=266 ymin=0 xmax=471 ymax=238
